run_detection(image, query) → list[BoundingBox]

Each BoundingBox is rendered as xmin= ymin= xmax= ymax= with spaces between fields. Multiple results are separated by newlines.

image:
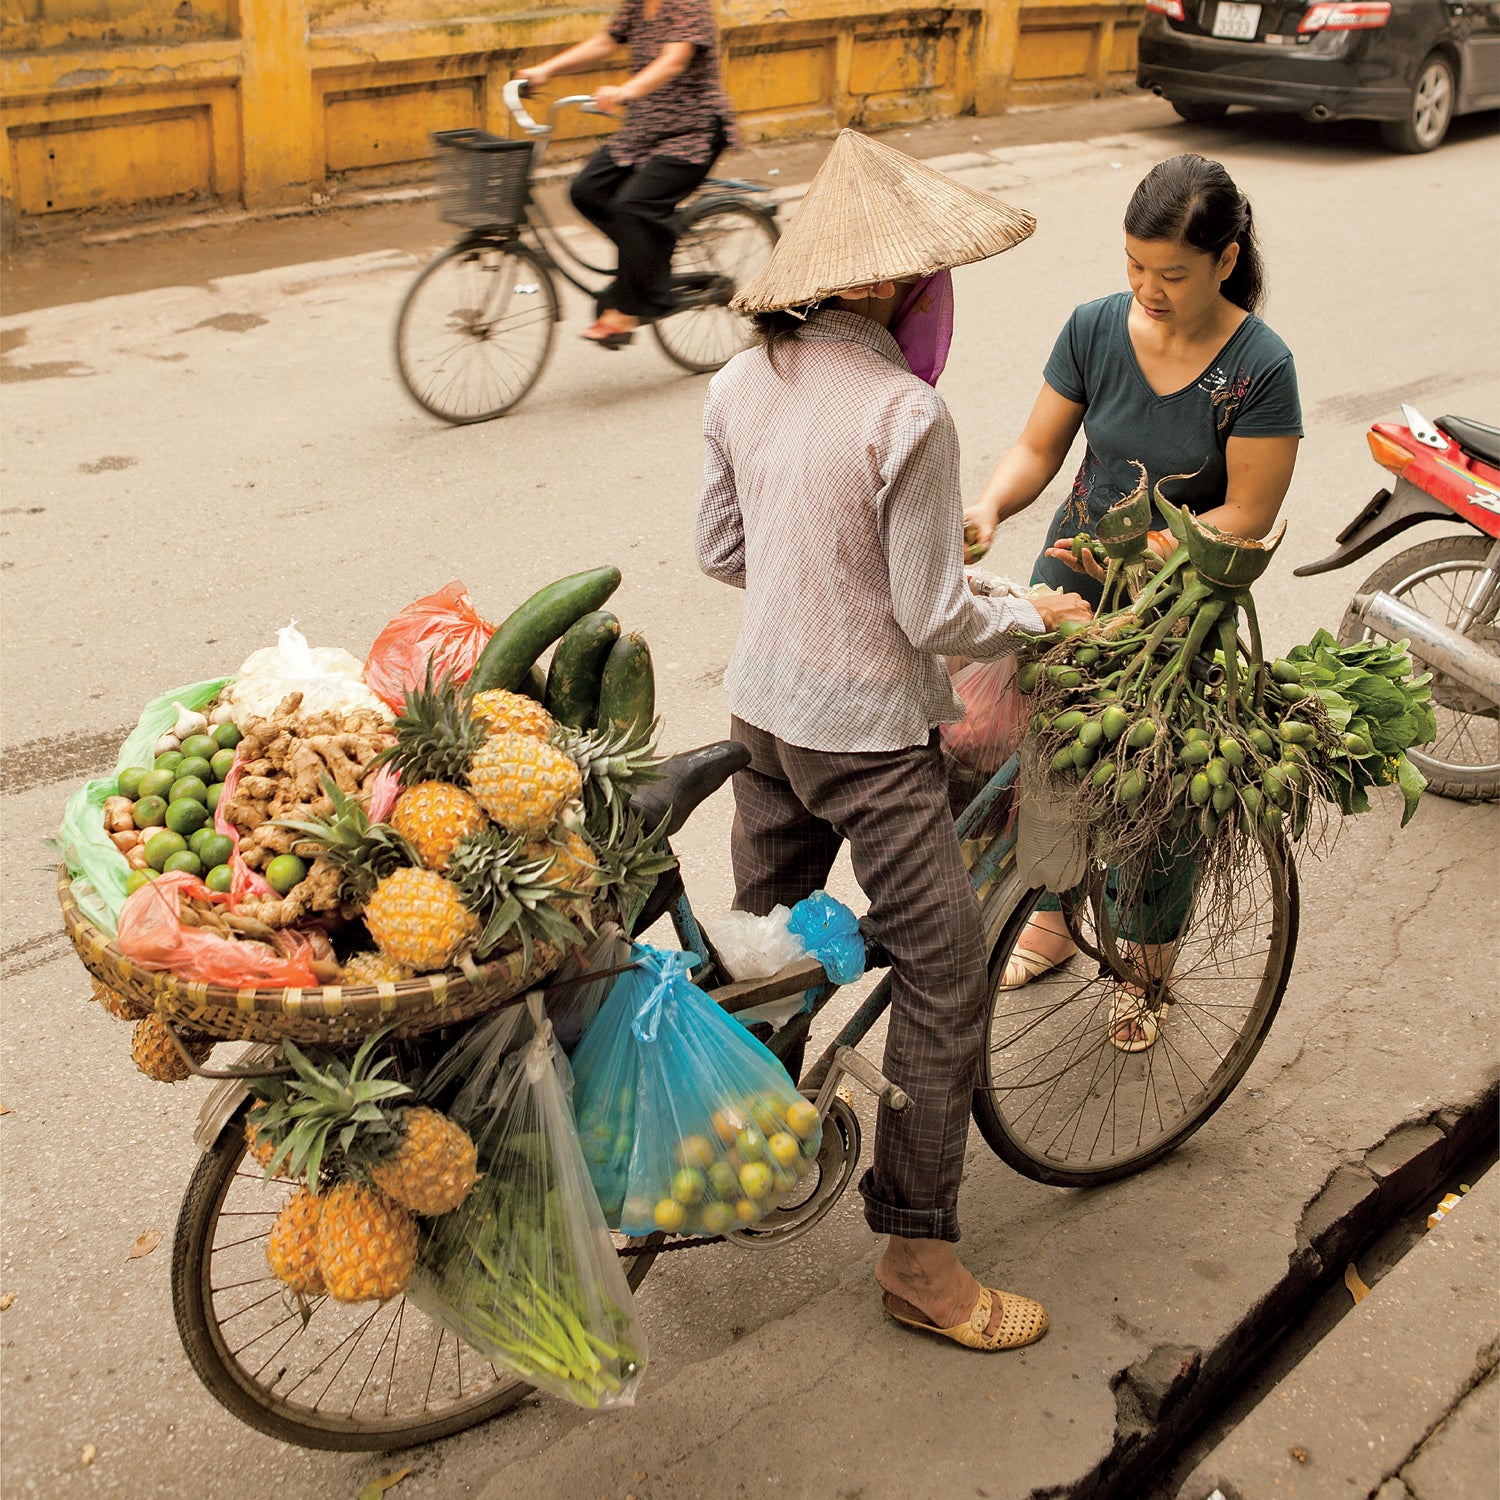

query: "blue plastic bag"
xmin=571 ymin=944 xmax=823 ymax=1237
xmin=787 ymin=891 xmax=865 ymax=985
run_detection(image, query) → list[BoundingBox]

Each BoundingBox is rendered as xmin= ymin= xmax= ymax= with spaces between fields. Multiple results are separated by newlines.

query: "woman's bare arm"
xmin=516 ymin=31 xmax=621 ymax=85
xmin=1194 ymin=434 xmax=1300 ymax=539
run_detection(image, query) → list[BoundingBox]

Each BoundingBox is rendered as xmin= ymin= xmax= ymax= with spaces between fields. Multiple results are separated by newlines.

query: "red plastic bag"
xmin=941 ymin=656 xmax=1029 ymax=777
xmin=116 ymin=872 xmax=320 ymax=988
xmin=364 ymin=582 xmax=494 ymax=710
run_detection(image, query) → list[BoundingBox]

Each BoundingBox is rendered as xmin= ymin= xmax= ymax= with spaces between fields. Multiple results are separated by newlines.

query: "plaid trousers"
xmin=728 ymin=717 xmax=988 ymax=1242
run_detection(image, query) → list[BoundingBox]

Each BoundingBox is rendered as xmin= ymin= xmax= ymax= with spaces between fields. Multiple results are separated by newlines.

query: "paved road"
xmin=2 ymin=101 xmax=1497 ymax=1498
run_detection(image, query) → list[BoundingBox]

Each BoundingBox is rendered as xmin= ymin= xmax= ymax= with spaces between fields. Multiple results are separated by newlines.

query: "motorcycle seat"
xmin=1437 ymin=415 xmax=1500 ymax=468
xmin=627 ymin=739 xmax=751 ymax=839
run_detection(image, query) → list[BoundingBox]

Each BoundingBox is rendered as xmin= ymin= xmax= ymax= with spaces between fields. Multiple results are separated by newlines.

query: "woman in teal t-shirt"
xmin=965 ymin=153 xmax=1302 ymax=1023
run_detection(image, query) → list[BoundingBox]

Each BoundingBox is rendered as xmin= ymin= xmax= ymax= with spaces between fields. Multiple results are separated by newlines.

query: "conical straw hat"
xmin=732 ymin=129 xmax=1036 ymax=314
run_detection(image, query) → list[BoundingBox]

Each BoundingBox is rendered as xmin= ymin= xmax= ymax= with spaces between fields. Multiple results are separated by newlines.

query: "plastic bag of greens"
xmin=570 ymin=944 xmax=822 ymax=1237
xmin=408 ymin=995 xmax=646 ymax=1411
xmin=53 ymin=678 xmax=230 ymax=936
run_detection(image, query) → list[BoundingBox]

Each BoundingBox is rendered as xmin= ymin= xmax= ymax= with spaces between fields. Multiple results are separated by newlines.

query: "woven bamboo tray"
xmin=58 ymin=866 xmax=562 ymax=1046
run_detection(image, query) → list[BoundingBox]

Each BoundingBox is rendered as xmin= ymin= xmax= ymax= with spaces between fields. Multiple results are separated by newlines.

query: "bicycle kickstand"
xmin=812 ymin=1046 xmax=910 ymax=1118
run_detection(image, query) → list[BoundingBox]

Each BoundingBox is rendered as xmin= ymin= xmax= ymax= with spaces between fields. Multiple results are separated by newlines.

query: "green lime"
xmin=164 ymin=849 xmax=203 ymax=877
xmin=144 ymin=830 xmax=188 ymax=870
xmin=175 ymin=756 xmax=213 ymax=785
xmin=169 ymin=775 xmax=209 ymax=805
xmin=188 ymin=825 xmax=218 ymax=854
xmin=165 ymin=797 xmax=211 ymax=836
xmin=204 ymin=863 xmax=234 ymax=894
xmin=209 ymin=748 xmax=237 ymax=783
xmin=132 ymin=795 xmax=168 ymax=829
xmin=138 ymin=768 xmax=177 ymax=801
xmin=154 ymin=751 xmax=184 ymax=774
xmin=195 ymin=833 xmax=233 ymax=868
xmin=265 ymin=853 xmax=308 ymax=895
xmin=180 ymin=734 xmax=219 ymax=762
xmin=206 ymin=782 xmax=225 ymax=814
xmin=210 ymin=722 xmax=242 ymax=750
xmin=117 ymin=766 xmax=149 ymax=800
xmin=125 ymin=869 xmax=158 ymax=895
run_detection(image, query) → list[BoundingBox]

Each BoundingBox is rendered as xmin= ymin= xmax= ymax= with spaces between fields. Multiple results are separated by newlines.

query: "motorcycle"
xmin=1294 ymin=404 xmax=1500 ymax=802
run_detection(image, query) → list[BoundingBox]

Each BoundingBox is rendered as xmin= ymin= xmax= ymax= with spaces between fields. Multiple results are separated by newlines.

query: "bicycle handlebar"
xmin=503 ymin=78 xmax=610 ymax=138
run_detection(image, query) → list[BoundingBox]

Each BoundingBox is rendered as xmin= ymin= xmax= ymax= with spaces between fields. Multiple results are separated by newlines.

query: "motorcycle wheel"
xmin=1338 ymin=534 xmax=1500 ymax=801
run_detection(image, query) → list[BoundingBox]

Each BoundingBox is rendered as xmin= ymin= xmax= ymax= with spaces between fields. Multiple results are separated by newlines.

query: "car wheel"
xmin=1171 ymin=100 xmax=1230 ymax=125
xmin=1380 ymin=53 xmax=1455 ymax=152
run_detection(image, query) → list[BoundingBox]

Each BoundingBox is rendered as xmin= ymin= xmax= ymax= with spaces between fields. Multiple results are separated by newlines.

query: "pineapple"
xmin=390 ymin=781 xmax=488 ymax=872
xmin=552 ymin=722 xmax=662 ymax=819
xmin=338 ymin=951 xmax=414 ymax=986
xmin=274 ymin=777 xmax=417 ymax=905
xmin=131 ymin=1016 xmax=212 ymax=1082
xmin=267 ymin=1188 xmax=325 ymax=1296
xmin=472 ymin=689 xmax=554 ymax=740
xmin=523 ymin=828 xmax=599 ymax=894
xmin=91 ymin=976 xmax=150 ymax=1022
xmin=365 ymin=867 xmax=480 ymax=972
xmin=447 ymin=827 xmax=587 ymax=966
xmin=368 ymin=1106 xmax=478 ymax=1217
xmin=468 ymin=731 xmax=583 ymax=836
xmin=245 ymin=1100 xmax=295 ymax=1176
xmin=379 ymin=667 xmax=488 ymax=789
xmin=316 ymin=1181 xmax=417 ymax=1303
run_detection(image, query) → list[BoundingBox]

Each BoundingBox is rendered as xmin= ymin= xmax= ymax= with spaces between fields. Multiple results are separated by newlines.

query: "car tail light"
xmin=1147 ymin=0 xmax=1186 ymax=18
xmin=1299 ymin=1 xmax=1391 ymax=31
xmin=1368 ymin=430 xmax=1415 ymax=474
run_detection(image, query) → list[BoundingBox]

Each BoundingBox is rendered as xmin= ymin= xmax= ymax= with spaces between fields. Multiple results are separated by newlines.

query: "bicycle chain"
xmin=616 ymin=1232 xmax=725 ymax=1258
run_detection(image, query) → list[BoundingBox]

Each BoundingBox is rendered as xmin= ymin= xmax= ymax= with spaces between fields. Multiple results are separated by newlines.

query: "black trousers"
xmin=568 ymin=136 xmax=722 ymax=322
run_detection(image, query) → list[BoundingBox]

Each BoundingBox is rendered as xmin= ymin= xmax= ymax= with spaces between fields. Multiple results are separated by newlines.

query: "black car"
xmin=1137 ymin=0 xmax=1500 ymax=150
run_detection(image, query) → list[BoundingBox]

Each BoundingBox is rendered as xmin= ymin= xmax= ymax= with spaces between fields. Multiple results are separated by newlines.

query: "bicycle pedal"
xmin=836 ymin=1083 xmax=856 ymax=1108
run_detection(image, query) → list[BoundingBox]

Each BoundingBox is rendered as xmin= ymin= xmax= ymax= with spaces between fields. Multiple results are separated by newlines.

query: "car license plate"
xmin=1212 ymin=1 xmax=1261 ymax=38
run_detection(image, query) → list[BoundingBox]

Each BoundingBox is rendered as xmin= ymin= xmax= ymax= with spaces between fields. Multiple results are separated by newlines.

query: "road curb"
xmin=1076 ymin=1073 xmax=1500 ymax=1499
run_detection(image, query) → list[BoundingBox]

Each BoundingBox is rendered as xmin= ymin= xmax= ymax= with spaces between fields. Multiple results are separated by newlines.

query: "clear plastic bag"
xmin=53 ymin=678 xmax=230 ymax=936
xmin=409 ymin=996 xmax=647 ymax=1411
xmin=570 ymin=945 xmax=823 ymax=1237
xmin=363 ymin=582 xmax=495 ymax=712
xmin=221 ymin=623 xmax=391 ymax=721
xmin=114 ymin=871 xmax=321 ymax=987
xmin=701 ymin=906 xmax=805 ymax=981
xmin=941 ymin=655 xmax=1030 ymax=816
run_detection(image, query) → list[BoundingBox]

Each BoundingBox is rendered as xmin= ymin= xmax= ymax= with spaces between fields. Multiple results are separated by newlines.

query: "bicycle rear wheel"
xmin=972 ymin=830 xmax=1297 ymax=1187
xmin=653 ymin=200 xmax=778 ymax=374
xmin=172 ymin=1102 xmax=656 ymax=1450
xmin=395 ymin=239 xmax=556 ymax=424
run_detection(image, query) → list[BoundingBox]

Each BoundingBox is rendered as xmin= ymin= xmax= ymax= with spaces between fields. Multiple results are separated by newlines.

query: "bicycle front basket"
xmin=432 ymin=129 xmax=534 ymax=231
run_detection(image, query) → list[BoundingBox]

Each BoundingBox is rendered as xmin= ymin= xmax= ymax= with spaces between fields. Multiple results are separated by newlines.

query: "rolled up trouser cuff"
xmin=858 ymin=1168 xmax=960 ymax=1242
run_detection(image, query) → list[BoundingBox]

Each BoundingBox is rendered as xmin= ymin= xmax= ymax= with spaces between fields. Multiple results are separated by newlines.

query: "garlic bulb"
xmin=155 ymin=732 xmax=181 ymax=755
xmin=171 ymin=702 xmax=209 ymax=738
xmin=209 ymin=702 xmax=237 ymax=726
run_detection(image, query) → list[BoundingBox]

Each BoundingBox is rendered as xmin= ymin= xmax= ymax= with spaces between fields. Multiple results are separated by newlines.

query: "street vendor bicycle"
xmin=393 ymin=81 xmax=779 ymax=424
xmin=159 ymin=735 xmax=1298 ymax=1451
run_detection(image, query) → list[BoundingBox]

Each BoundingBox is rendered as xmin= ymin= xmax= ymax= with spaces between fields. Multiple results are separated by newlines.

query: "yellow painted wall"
xmin=0 ymin=0 xmax=1142 ymax=227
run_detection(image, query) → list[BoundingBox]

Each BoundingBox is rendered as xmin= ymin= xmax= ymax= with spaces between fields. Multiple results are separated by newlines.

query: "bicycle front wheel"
xmin=653 ymin=201 xmax=778 ymax=374
xmin=172 ymin=1102 xmax=657 ymax=1451
xmin=972 ymin=830 xmax=1298 ymax=1187
xmin=395 ymin=239 xmax=556 ymax=424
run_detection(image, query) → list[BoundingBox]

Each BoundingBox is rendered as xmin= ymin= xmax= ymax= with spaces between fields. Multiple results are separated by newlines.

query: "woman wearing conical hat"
xmin=695 ymin=130 xmax=1090 ymax=1351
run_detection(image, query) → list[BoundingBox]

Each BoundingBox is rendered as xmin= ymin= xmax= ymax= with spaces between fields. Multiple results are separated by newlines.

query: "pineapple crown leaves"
xmin=446 ymin=826 xmax=590 ymax=969
xmin=375 ymin=662 xmax=489 ymax=790
xmin=591 ymin=807 xmax=677 ymax=913
xmin=256 ymin=1030 xmax=414 ymax=1185
xmin=272 ymin=774 xmax=420 ymax=903
xmin=550 ymin=719 xmax=664 ymax=820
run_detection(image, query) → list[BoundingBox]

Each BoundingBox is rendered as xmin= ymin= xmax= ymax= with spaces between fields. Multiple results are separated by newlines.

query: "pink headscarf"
xmin=891 ymin=270 xmax=954 ymax=387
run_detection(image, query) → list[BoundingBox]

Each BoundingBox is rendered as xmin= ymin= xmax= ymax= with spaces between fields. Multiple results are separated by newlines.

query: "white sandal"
xmin=999 ymin=943 xmax=1074 ymax=990
xmin=1109 ymin=987 xmax=1171 ymax=1053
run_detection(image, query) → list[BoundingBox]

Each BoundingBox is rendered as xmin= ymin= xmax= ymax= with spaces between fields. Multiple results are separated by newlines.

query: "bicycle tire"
xmin=172 ymin=1102 xmax=657 ymax=1451
xmin=653 ymin=200 xmax=778 ymax=375
xmin=394 ymin=239 xmax=557 ymax=425
xmin=1336 ymin=535 xmax=1499 ymax=800
xmin=972 ymin=829 xmax=1298 ymax=1187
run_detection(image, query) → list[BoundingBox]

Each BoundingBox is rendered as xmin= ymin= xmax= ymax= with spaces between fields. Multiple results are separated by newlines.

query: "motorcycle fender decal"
xmin=1436 ymin=454 xmax=1500 ymax=499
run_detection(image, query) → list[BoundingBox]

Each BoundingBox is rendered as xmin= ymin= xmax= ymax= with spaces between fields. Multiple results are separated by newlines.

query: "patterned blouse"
xmin=606 ymin=0 xmax=737 ymax=166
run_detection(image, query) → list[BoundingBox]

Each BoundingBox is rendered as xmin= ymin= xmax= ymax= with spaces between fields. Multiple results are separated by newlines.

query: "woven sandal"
xmin=1109 ymin=986 xmax=1171 ymax=1053
xmin=882 ymin=1287 xmax=1048 ymax=1351
xmin=998 ymin=943 xmax=1073 ymax=991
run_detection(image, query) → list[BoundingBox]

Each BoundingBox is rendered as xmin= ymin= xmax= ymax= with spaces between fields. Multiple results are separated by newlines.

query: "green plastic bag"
xmin=54 ymin=678 xmax=231 ymax=937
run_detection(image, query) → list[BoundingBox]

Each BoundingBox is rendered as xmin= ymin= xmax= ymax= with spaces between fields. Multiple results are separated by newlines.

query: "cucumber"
xmin=544 ymin=611 xmax=621 ymax=730
xmin=519 ymin=664 xmax=547 ymax=702
xmin=596 ymin=632 xmax=655 ymax=743
xmin=470 ymin=567 xmax=623 ymax=695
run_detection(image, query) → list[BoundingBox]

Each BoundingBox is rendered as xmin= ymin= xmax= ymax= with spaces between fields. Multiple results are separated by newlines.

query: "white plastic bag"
xmin=221 ymin=622 xmax=391 ymax=721
xmin=703 ymin=906 xmax=807 ymax=981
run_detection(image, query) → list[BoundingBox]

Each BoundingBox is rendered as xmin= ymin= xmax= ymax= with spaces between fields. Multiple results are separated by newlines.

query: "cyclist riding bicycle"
xmin=518 ymin=0 xmax=737 ymax=350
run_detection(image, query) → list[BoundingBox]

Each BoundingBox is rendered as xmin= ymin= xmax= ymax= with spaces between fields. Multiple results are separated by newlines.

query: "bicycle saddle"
xmin=1437 ymin=415 xmax=1500 ymax=468
xmin=628 ymin=740 xmax=750 ymax=838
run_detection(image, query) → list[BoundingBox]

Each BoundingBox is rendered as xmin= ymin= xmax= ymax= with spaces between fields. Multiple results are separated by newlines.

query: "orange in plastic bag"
xmin=364 ymin=582 xmax=494 ymax=710
xmin=941 ymin=656 xmax=1029 ymax=777
xmin=116 ymin=872 xmax=320 ymax=989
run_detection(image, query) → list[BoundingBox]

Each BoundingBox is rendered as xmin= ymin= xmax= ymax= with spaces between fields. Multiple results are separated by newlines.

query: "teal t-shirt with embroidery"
xmin=1032 ymin=291 xmax=1302 ymax=599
